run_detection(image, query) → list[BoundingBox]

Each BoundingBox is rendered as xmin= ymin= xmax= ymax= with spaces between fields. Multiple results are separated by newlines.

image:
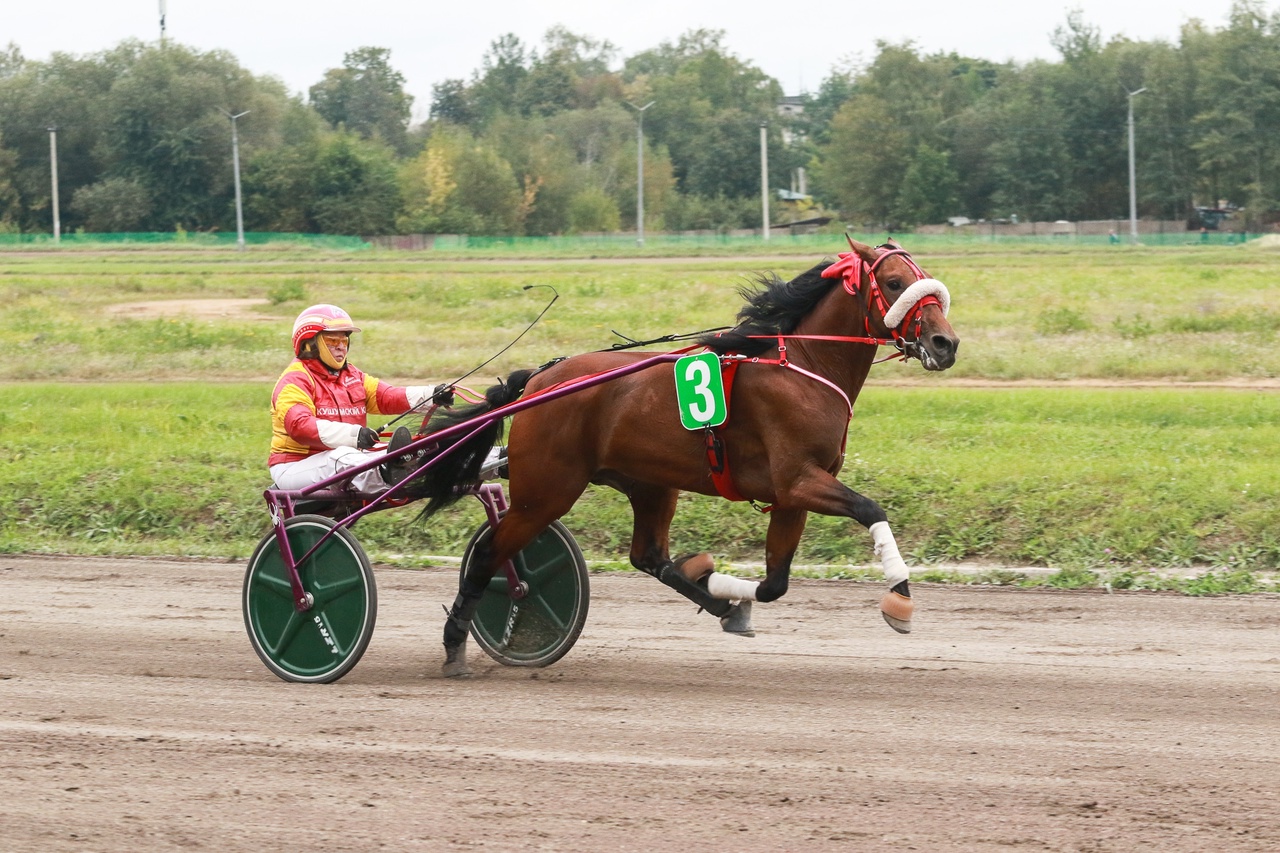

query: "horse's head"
xmin=836 ymin=239 xmax=959 ymax=371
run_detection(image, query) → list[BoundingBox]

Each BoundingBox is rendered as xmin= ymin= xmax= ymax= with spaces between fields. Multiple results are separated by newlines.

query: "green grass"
xmin=2 ymin=383 xmax=1278 ymax=597
xmin=8 ymin=242 xmax=1280 ymax=383
xmin=5 ymin=241 xmax=1280 ymax=594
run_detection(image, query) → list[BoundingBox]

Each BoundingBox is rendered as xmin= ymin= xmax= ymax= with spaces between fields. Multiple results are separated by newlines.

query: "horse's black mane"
xmin=696 ymin=260 xmax=836 ymax=356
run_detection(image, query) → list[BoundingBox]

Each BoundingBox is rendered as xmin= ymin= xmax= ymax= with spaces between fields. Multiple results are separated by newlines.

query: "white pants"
xmin=270 ymin=447 xmax=392 ymax=494
xmin=270 ymin=446 xmax=506 ymax=495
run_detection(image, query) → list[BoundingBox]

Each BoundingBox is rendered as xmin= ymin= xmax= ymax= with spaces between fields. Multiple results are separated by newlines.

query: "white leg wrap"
xmin=869 ymin=521 xmax=910 ymax=586
xmin=705 ymin=572 xmax=759 ymax=602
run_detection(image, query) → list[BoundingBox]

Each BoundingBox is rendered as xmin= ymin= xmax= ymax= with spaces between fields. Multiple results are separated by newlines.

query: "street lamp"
xmin=47 ymin=126 xmax=60 ymax=243
xmin=1127 ymin=87 xmax=1147 ymax=245
xmin=625 ymin=100 xmax=654 ymax=245
xmin=760 ymin=122 xmax=770 ymax=241
xmin=221 ymin=109 xmax=249 ymax=251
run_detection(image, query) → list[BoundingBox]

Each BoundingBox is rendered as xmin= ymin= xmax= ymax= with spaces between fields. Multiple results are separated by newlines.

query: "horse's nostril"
xmin=931 ymin=334 xmax=956 ymax=355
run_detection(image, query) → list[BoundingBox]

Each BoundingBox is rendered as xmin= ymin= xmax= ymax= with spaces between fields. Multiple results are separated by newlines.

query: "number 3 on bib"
xmin=674 ymin=352 xmax=727 ymax=430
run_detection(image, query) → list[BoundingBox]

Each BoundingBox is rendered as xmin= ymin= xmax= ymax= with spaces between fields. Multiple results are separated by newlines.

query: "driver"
xmin=268 ymin=304 xmax=451 ymax=493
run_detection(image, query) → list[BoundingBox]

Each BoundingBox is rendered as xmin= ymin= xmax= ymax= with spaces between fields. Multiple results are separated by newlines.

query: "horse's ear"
xmin=845 ymin=236 xmax=879 ymax=266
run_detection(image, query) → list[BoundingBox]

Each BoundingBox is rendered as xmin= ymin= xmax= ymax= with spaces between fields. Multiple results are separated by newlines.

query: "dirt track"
xmin=3 ymin=555 xmax=1279 ymax=852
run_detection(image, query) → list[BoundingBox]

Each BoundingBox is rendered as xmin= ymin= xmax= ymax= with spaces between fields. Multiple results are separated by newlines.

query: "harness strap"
xmin=704 ymin=360 xmax=751 ymax=503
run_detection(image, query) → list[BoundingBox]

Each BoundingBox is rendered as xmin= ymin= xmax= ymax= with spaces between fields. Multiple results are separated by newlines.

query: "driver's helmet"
xmin=292 ymin=304 xmax=360 ymax=354
xmin=291 ymin=304 xmax=361 ymax=368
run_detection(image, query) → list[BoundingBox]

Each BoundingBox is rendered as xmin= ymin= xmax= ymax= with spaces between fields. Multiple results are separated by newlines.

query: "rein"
xmin=719 ymin=246 xmax=951 ymax=395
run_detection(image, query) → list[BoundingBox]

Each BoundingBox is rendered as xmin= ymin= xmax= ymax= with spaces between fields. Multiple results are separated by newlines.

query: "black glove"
xmin=357 ymin=426 xmax=378 ymax=450
xmin=432 ymin=384 xmax=455 ymax=407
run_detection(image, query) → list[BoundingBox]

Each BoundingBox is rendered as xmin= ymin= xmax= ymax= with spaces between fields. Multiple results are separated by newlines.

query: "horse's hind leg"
xmin=624 ymin=484 xmax=734 ymax=619
xmin=443 ymin=476 xmax=590 ymax=677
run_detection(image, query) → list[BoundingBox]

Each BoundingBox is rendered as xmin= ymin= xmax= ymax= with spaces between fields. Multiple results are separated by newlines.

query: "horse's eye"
xmin=885 ymin=279 xmax=903 ymax=292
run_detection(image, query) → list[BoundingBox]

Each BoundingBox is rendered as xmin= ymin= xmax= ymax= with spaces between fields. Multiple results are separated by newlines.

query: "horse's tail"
xmin=413 ymin=368 xmax=535 ymax=522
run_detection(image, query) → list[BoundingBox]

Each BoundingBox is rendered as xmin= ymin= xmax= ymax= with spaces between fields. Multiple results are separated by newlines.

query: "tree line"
xmin=1 ymin=2 xmax=1278 ymax=237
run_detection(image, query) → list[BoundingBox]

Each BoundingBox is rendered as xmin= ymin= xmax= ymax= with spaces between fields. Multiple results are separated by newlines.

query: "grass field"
xmin=4 ymin=240 xmax=1280 ymax=592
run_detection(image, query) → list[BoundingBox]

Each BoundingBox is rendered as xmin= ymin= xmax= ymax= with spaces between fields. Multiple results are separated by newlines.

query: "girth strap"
xmin=703 ymin=360 xmax=750 ymax=503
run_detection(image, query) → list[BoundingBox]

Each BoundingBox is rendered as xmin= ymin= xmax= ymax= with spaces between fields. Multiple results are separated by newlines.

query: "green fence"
xmin=0 ymin=231 xmax=369 ymax=250
xmin=426 ymin=230 xmax=1265 ymax=250
xmin=0 ymin=229 xmax=1263 ymax=254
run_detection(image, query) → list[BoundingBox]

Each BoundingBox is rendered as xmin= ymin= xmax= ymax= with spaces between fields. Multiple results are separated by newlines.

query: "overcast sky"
xmin=5 ymin=1 xmax=1255 ymax=121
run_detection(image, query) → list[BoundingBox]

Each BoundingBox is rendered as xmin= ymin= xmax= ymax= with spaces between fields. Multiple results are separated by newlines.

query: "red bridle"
xmin=818 ymin=246 xmax=943 ymax=349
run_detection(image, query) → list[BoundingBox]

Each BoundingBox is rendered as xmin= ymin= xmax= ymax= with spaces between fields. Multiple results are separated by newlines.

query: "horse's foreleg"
xmin=783 ymin=471 xmax=914 ymax=633
xmin=868 ymin=521 xmax=913 ymax=633
xmin=757 ymin=507 xmax=807 ymax=603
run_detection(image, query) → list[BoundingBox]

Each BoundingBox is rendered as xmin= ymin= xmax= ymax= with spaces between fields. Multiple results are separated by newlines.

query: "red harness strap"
xmin=704 ymin=360 xmax=750 ymax=503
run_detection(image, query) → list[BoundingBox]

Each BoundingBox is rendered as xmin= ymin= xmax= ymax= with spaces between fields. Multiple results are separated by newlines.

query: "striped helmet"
xmin=291 ymin=304 xmax=361 ymax=355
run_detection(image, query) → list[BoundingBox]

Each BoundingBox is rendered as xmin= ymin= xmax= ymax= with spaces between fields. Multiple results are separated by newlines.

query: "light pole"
xmin=1127 ymin=87 xmax=1147 ymax=245
xmin=624 ymin=101 xmax=654 ymax=245
xmin=759 ymin=122 xmax=770 ymax=241
xmin=47 ymin=126 xmax=60 ymax=243
xmin=221 ymin=109 xmax=249 ymax=251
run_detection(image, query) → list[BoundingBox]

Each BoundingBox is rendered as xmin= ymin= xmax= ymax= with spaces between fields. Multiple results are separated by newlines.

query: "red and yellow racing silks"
xmin=269 ymin=358 xmax=413 ymax=466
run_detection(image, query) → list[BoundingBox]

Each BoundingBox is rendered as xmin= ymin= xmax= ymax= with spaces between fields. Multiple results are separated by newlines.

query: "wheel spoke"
xmin=264 ymin=608 xmax=307 ymax=657
xmin=517 ymin=547 xmax=568 ymax=587
xmin=309 ymin=570 xmax=366 ymax=607
xmin=252 ymin=564 xmax=296 ymax=602
xmin=527 ymin=592 xmax=570 ymax=631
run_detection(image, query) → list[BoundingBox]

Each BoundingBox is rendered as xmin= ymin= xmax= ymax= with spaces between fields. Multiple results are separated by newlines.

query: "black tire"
xmin=243 ymin=514 xmax=377 ymax=683
xmin=460 ymin=517 xmax=589 ymax=668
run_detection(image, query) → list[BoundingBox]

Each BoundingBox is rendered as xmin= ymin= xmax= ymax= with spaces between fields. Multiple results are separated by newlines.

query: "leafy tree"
xmin=626 ymin=29 xmax=781 ymax=201
xmin=430 ymin=79 xmax=475 ymax=126
xmin=566 ymin=186 xmax=620 ymax=232
xmin=99 ymin=44 xmax=290 ymax=231
xmin=469 ymin=34 xmax=531 ymax=124
xmin=242 ymin=142 xmax=315 ymax=232
xmin=69 ymin=176 xmax=152 ymax=231
xmin=0 ymin=44 xmax=121 ymax=232
xmin=892 ymin=143 xmax=960 ymax=226
xmin=0 ymin=134 xmax=19 ymax=228
xmin=812 ymin=43 xmax=995 ymax=225
xmin=245 ymin=131 xmax=399 ymax=234
xmin=985 ymin=83 xmax=1075 ymax=221
xmin=0 ymin=42 xmax=23 ymax=77
xmin=309 ymin=133 xmax=400 ymax=234
xmin=1190 ymin=1 xmax=1280 ymax=225
xmin=309 ymin=47 xmax=413 ymax=153
xmin=398 ymin=126 xmax=524 ymax=234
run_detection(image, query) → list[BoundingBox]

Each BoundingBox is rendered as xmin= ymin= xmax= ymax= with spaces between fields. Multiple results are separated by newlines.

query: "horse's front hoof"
xmin=879 ymin=591 xmax=913 ymax=634
xmin=720 ymin=600 xmax=755 ymax=637
xmin=442 ymin=641 xmax=472 ymax=678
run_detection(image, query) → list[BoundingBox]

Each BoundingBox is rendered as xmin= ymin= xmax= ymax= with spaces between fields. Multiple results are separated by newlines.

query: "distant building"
xmin=777 ymin=95 xmax=805 ymax=119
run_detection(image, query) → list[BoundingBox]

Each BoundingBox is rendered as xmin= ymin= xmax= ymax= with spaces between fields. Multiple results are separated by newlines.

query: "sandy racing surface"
xmin=3 ymin=554 xmax=1279 ymax=852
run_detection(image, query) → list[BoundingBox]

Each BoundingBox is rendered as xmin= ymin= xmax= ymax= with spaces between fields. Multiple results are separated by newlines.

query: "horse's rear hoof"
xmin=442 ymin=641 xmax=472 ymax=678
xmin=879 ymin=591 xmax=913 ymax=634
xmin=674 ymin=551 xmax=716 ymax=581
xmin=720 ymin=601 xmax=755 ymax=637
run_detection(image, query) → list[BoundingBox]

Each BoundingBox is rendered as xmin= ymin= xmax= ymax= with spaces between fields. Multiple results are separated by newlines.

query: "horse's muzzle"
xmin=905 ymin=331 xmax=958 ymax=371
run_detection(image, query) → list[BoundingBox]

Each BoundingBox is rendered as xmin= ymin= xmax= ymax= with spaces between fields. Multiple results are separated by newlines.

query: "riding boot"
xmin=379 ymin=426 xmax=416 ymax=486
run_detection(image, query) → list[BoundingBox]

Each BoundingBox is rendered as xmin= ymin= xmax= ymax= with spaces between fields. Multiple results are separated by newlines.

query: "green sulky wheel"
xmin=460 ymin=517 xmax=589 ymax=668
xmin=243 ymin=514 xmax=377 ymax=683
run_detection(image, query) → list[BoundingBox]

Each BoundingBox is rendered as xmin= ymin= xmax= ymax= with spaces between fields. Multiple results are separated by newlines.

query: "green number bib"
xmin=674 ymin=352 xmax=727 ymax=430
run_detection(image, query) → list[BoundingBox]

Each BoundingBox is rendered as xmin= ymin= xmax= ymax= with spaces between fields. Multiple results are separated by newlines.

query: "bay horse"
xmin=418 ymin=239 xmax=958 ymax=677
